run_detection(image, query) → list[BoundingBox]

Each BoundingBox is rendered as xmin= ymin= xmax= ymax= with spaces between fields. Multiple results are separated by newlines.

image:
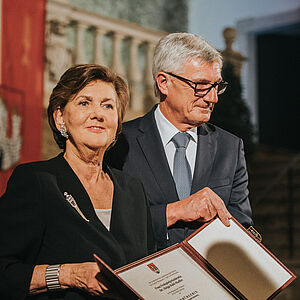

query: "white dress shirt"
xmin=154 ymin=105 xmax=198 ymax=176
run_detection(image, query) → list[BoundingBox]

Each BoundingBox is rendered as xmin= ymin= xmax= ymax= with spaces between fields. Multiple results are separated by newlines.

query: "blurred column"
xmin=75 ymin=22 xmax=88 ymax=64
xmin=111 ymin=32 xmax=126 ymax=77
xmin=144 ymin=42 xmax=156 ymax=111
xmin=94 ymin=27 xmax=106 ymax=65
xmin=129 ymin=38 xmax=143 ymax=112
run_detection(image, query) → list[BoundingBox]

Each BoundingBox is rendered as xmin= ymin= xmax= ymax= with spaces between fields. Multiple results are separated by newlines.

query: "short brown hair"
xmin=48 ymin=64 xmax=129 ymax=150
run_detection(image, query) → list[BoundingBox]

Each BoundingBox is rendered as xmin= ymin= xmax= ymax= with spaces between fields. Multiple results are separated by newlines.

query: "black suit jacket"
xmin=106 ymin=106 xmax=253 ymax=250
xmin=0 ymin=153 xmax=155 ymax=300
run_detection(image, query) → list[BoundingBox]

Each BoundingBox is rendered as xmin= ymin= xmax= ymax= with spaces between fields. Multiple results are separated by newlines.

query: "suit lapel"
xmin=136 ymin=108 xmax=179 ymax=204
xmin=55 ymin=154 xmax=112 ymax=230
xmin=135 ymin=110 xmax=219 ymax=201
xmin=55 ymin=154 xmax=97 ymax=221
xmin=191 ymin=123 xmax=218 ymax=194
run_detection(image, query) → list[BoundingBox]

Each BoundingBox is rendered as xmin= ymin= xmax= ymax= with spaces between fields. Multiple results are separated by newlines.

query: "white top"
xmin=154 ymin=105 xmax=197 ymax=176
xmin=95 ymin=208 xmax=112 ymax=231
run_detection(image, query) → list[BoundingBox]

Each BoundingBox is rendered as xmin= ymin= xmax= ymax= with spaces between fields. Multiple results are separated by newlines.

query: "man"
xmin=106 ymin=33 xmax=253 ymax=250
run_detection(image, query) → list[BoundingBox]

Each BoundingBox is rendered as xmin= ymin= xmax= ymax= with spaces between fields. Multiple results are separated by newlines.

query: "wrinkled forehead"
xmin=177 ymin=58 xmax=222 ymax=80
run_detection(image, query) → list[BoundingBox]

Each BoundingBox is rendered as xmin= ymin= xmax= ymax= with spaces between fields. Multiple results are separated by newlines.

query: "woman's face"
xmin=56 ymin=80 xmax=119 ymax=153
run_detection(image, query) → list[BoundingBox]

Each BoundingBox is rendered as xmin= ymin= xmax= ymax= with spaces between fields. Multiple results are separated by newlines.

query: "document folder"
xmin=95 ymin=217 xmax=296 ymax=300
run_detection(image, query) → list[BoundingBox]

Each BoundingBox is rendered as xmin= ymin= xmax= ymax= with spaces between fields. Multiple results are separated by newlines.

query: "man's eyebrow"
xmin=194 ymin=79 xmax=211 ymax=83
xmin=194 ymin=78 xmax=222 ymax=84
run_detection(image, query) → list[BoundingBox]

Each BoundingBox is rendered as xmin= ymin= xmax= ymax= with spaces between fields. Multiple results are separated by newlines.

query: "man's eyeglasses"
xmin=166 ymin=72 xmax=228 ymax=97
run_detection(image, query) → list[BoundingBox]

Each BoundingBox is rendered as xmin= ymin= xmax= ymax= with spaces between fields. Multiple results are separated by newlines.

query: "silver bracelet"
xmin=45 ymin=264 xmax=61 ymax=291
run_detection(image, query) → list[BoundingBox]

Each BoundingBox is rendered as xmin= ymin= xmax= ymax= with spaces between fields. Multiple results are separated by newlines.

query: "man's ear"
xmin=53 ymin=108 xmax=64 ymax=131
xmin=155 ymin=72 xmax=169 ymax=96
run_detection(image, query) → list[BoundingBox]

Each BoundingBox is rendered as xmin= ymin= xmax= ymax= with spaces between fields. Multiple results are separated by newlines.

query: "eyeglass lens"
xmin=195 ymin=81 xmax=227 ymax=96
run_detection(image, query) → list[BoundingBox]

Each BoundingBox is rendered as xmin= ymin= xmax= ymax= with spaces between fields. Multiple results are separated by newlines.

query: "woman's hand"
xmin=30 ymin=262 xmax=122 ymax=298
xmin=60 ymin=262 xmax=105 ymax=296
xmin=60 ymin=262 xmax=122 ymax=299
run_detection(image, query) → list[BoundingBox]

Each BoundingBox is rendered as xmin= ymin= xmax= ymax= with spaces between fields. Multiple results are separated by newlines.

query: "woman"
xmin=0 ymin=64 xmax=156 ymax=299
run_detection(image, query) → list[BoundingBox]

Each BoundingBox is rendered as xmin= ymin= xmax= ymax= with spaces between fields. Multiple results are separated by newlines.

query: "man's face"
xmin=159 ymin=58 xmax=222 ymax=131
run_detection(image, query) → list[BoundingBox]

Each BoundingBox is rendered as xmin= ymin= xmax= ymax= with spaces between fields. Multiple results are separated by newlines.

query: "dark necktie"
xmin=172 ymin=132 xmax=192 ymax=200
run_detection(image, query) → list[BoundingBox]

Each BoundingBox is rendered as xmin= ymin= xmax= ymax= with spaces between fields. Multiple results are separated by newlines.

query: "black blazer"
xmin=106 ymin=105 xmax=253 ymax=250
xmin=0 ymin=153 xmax=155 ymax=300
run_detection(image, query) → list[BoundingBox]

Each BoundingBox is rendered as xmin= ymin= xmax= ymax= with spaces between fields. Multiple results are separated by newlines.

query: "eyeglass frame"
xmin=166 ymin=72 xmax=228 ymax=97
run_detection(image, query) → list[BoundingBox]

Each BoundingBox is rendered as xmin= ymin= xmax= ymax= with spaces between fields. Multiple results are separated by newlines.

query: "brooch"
xmin=64 ymin=192 xmax=89 ymax=222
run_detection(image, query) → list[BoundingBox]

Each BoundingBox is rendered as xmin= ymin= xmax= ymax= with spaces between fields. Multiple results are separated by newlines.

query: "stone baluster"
xmin=75 ymin=21 xmax=88 ymax=64
xmin=129 ymin=38 xmax=143 ymax=112
xmin=144 ymin=42 xmax=156 ymax=110
xmin=94 ymin=27 xmax=106 ymax=65
xmin=111 ymin=32 xmax=126 ymax=77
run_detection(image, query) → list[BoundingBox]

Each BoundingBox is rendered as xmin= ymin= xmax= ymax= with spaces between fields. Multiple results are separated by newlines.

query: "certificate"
xmin=94 ymin=218 xmax=296 ymax=300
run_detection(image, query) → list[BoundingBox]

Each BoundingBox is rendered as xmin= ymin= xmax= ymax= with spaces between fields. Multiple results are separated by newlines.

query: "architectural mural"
xmin=0 ymin=94 xmax=22 ymax=171
xmin=68 ymin=0 xmax=189 ymax=33
xmin=44 ymin=0 xmax=174 ymax=115
xmin=44 ymin=0 xmax=189 ymax=158
xmin=0 ymin=0 xmax=45 ymax=195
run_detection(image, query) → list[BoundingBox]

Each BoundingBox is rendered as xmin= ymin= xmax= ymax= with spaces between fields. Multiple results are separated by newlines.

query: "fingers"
xmin=95 ymin=269 xmax=123 ymax=299
xmin=95 ymin=273 xmax=123 ymax=299
xmin=216 ymin=204 xmax=231 ymax=226
xmin=196 ymin=198 xmax=216 ymax=223
xmin=82 ymin=272 xmax=111 ymax=297
xmin=208 ymin=190 xmax=231 ymax=226
xmin=95 ymin=272 xmax=110 ymax=291
xmin=189 ymin=187 xmax=231 ymax=226
xmin=173 ymin=187 xmax=231 ymax=226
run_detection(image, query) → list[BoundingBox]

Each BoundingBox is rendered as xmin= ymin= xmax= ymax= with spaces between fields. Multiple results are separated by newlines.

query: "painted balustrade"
xmin=45 ymin=0 xmax=166 ymax=117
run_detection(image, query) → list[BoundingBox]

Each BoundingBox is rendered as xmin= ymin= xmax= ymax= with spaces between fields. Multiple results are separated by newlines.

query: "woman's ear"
xmin=155 ymin=72 xmax=169 ymax=97
xmin=53 ymin=108 xmax=63 ymax=132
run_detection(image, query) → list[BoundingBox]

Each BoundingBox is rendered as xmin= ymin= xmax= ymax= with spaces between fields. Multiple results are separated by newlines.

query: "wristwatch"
xmin=45 ymin=264 xmax=61 ymax=291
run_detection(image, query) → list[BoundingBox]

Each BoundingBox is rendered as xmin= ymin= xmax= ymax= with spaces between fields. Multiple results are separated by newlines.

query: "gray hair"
xmin=152 ymin=33 xmax=223 ymax=98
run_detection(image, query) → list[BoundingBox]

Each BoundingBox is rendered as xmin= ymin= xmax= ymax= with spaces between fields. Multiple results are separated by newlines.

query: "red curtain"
xmin=0 ymin=0 xmax=46 ymax=195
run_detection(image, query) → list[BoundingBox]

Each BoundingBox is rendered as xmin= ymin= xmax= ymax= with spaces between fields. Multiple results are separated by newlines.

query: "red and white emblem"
xmin=147 ymin=263 xmax=160 ymax=274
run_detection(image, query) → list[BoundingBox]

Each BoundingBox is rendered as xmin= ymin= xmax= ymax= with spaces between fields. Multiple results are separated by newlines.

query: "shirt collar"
xmin=154 ymin=104 xmax=198 ymax=146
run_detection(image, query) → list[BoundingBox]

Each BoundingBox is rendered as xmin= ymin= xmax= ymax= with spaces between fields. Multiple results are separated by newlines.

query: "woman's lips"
xmin=87 ymin=126 xmax=105 ymax=132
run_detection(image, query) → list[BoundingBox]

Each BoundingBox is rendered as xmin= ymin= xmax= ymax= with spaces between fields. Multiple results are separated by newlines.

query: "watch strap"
xmin=45 ymin=264 xmax=61 ymax=291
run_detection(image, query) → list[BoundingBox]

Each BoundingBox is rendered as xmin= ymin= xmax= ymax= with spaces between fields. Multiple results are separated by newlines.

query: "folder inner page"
xmin=118 ymin=247 xmax=237 ymax=300
xmin=187 ymin=218 xmax=292 ymax=300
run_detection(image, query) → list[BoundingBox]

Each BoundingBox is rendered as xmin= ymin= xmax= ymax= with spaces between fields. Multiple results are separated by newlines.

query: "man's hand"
xmin=167 ymin=187 xmax=231 ymax=227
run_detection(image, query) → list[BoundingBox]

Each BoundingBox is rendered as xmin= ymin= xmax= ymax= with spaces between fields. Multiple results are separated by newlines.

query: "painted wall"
xmin=189 ymin=0 xmax=300 ymax=135
xmin=0 ymin=0 xmax=45 ymax=195
xmin=69 ymin=0 xmax=189 ymax=32
xmin=189 ymin=0 xmax=300 ymax=51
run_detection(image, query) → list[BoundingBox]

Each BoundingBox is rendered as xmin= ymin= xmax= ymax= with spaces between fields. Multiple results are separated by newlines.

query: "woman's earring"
xmin=60 ymin=122 xmax=69 ymax=139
